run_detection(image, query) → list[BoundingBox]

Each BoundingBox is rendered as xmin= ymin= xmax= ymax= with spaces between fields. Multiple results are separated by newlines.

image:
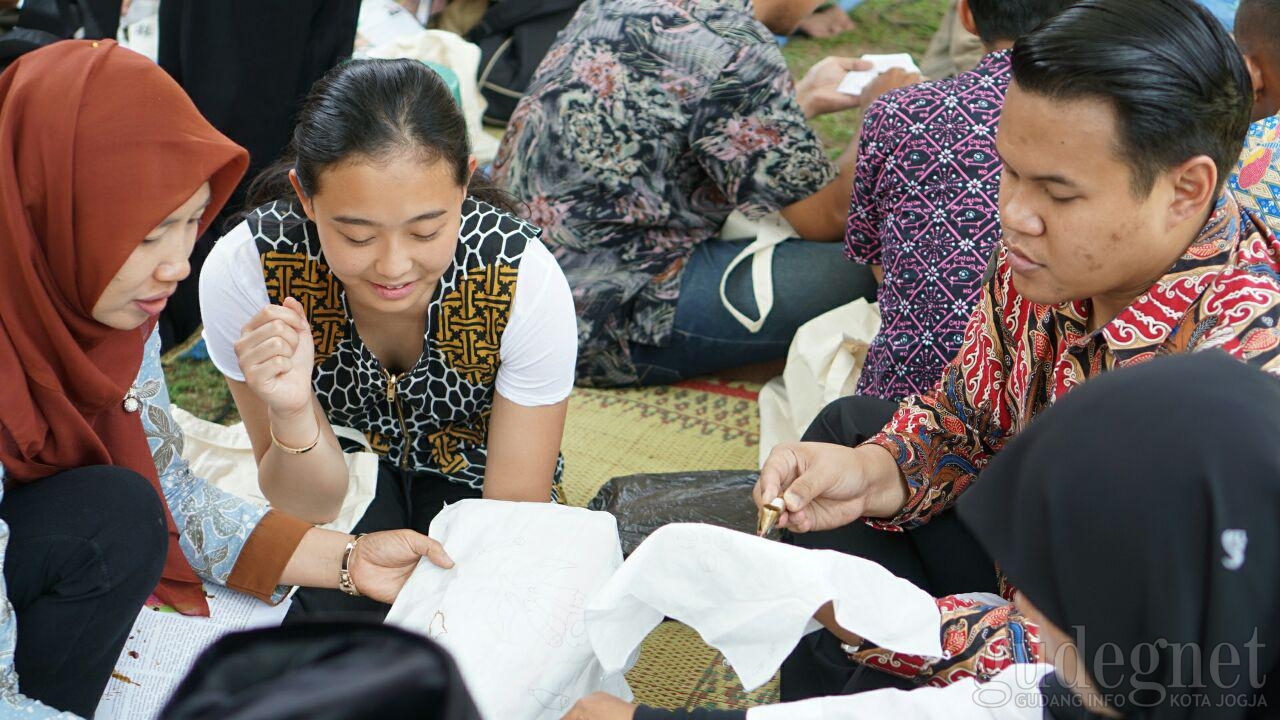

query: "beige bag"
xmin=717 ymin=211 xmax=798 ymax=334
xmin=757 ymin=299 xmax=881 ymax=467
xmin=171 ymin=407 xmax=378 ymax=534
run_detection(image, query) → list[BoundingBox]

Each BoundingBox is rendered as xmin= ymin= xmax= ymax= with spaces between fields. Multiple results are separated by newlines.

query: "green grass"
xmin=164 ymin=355 xmax=239 ymax=424
xmin=166 ymin=2 xmax=947 ymax=420
xmin=782 ymin=0 xmax=947 ymax=153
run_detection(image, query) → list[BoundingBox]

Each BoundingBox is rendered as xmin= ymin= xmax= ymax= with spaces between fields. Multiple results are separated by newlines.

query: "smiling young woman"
xmin=198 ymin=59 xmax=578 ymax=620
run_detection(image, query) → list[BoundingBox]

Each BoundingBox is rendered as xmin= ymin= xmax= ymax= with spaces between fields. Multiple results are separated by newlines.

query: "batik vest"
xmin=247 ymin=197 xmax=561 ymax=492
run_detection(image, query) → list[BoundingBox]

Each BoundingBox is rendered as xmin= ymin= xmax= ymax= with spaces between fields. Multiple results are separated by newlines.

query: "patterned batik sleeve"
xmin=138 ymin=331 xmax=293 ymax=603
xmin=844 ymin=96 xmax=895 ymax=265
xmin=1189 ymin=229 xmax=1280 ymax=378
xmin=688 ymin=40 xmax=836 ymax=220
xmin=866 ymin=257 xmax=1016 ymax=528
xmin=849 ymin=593 xmax=1041 ymax=687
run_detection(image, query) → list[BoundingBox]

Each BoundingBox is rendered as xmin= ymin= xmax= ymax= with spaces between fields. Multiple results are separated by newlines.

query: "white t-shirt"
xmin=199 ymin=220 xmax=577 ymax=407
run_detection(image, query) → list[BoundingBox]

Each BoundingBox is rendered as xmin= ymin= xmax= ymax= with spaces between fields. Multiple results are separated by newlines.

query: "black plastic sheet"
xmin=588 ymin=470 xmax=761 ymax=556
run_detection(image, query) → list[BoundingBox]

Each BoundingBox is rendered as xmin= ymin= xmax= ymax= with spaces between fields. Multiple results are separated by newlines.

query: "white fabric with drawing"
xmin=387 ymin=500 xmax=631 ymax=720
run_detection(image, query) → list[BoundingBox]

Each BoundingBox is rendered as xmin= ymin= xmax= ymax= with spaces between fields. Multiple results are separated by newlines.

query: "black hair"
xmin=1011 ymin=0 xmax=1252 ymax=196
xmin=1236 ymin=0 xmax=1280 ymax=57
xmin=965 ymin=0 xmax=1075 ymax=46
xmin=246 ymin=58 xmax=516 ymax=214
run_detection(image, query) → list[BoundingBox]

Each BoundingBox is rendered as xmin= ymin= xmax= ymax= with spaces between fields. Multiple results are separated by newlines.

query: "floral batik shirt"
xmin=1232 ymin=112 xmax=1280 ymax=232
xmin=846 ymin=50 xmax=1010 ymax=402
xmin=492 ymin=0 xmax=835 ymax=386
xmin=845 ymin=193 xmax=1280 ymax=687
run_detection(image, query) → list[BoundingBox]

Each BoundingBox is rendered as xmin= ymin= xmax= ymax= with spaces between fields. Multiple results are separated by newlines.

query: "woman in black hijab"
xmin=960 ymin=350 xmax=1279 ymax=718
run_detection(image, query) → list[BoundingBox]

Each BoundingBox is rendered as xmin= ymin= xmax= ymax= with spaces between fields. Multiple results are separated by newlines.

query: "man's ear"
xmin=957 ymin=0 xmax=978 ymax=40
xmin=288 ymin=169 xmax=316 ymax=221
xmin=1163 ymin=155 xmax=1218 ymax=230
xmin=1245 ymin=54 xmax=1266 ymax=105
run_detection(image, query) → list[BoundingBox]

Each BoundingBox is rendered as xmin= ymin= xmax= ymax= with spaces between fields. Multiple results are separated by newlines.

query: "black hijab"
xmin=960 ymin=351 xmax=1279 ymax=719
xmin=161 ymin=622 xmax=482 ymax=720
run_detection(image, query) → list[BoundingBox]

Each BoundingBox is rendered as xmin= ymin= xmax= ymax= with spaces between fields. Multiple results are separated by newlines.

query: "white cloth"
xmin=387 ymin=500 xmax=631 ymax=720
xmin=757 ymin=299 xmax=881 ymax=466
xmin=364 ymin=29 xmax=502 ymax=164
xmin=199 ymin=221 xmax=577 ymax=407
xmin=585 ymin=523 xmax=942 ymax=691
xmin=748 ymin=664 xmax=1057 ymax=720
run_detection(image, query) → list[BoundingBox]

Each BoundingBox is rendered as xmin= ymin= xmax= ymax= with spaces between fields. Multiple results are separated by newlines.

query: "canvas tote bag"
xmin=757 ymin=299 xmax=881 ymax=466
xmin=171 ymin=407 xmax=377 ymax=534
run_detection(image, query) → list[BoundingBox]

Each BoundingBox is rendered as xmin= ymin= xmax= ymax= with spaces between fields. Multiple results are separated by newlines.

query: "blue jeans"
xmin=630 ymin=239 xmax=877 ymax=385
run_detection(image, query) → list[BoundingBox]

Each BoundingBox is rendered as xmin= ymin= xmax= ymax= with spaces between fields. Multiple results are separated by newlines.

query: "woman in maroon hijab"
xmin=0 ymin=40 xmax=455 ymax=716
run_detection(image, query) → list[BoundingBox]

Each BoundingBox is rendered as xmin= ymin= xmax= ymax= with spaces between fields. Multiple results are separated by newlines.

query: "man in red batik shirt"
xmin=758 ymin=0 xmax=1280 ymax=702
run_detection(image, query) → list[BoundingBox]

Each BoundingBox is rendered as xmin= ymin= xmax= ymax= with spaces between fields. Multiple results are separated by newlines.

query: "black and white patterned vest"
xmin=247 ymin=197 xmax=562 ymax=493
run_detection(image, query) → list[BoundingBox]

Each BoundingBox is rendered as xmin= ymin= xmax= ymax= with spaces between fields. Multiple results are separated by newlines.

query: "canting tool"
xmin=756 ymin=497 xmax=785 ymax=537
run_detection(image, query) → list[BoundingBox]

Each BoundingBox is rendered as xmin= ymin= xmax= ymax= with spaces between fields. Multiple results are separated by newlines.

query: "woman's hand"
xmin=561 ymin=693 xmax=637 ymax=720
xmin=348 ymin=530 xmax=455 ymax=604
xmin=234 ymin=297 xmax=315 ymax=418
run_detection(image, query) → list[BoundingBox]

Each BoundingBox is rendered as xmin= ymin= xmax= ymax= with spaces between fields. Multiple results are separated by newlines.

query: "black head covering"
xmin=960 ymin=352 xmax=1280 ymax=718
xmin=160 ymin=622 xmax=482 ymax=720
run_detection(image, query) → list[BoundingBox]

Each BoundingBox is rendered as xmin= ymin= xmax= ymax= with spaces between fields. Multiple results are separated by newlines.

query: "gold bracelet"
xmin=339 ymin=534 xmax=367 ymax=597
xmin=269 ymin=424 xmax=321 ymax=455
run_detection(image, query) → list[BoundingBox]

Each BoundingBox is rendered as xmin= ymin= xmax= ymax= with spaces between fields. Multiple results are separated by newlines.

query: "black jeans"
xmin=1 ymin=465 xmax=168 ymax=716
xmin=285 ymin=461 xmax=482 ymax=622
xmin=779 ymin=396 xmax=1000 ymax=701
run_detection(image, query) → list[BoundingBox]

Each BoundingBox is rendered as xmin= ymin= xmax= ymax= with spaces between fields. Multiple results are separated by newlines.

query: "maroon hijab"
xmin=0 ymin=40 xmax=249 ymax=615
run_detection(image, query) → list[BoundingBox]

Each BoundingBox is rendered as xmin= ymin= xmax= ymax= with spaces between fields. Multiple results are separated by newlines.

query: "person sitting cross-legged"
xmin=492 ymin=0 xmax=898 ymax=388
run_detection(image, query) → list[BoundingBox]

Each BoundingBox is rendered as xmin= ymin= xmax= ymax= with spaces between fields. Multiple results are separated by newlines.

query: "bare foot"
xmin=795 ymin=5 xmax=857 ymax=38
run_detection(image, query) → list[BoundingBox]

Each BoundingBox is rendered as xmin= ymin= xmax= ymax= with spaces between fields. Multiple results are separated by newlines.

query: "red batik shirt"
xmin=849 ymin=192 xmax=1280 ymax=686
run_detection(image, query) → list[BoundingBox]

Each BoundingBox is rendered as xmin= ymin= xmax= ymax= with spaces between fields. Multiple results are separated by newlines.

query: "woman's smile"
xmin=369 ymin=279 xmax=417 ymax=301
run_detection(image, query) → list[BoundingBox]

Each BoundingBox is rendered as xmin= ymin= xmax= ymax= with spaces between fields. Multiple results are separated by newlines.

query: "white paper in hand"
xmin=586 ymin=523 xmax=942 ymax=691
xmin=386 ymin=500 xmax=630 ymax=720
xmin=838 ymin=53 xmax=921 ymax=96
